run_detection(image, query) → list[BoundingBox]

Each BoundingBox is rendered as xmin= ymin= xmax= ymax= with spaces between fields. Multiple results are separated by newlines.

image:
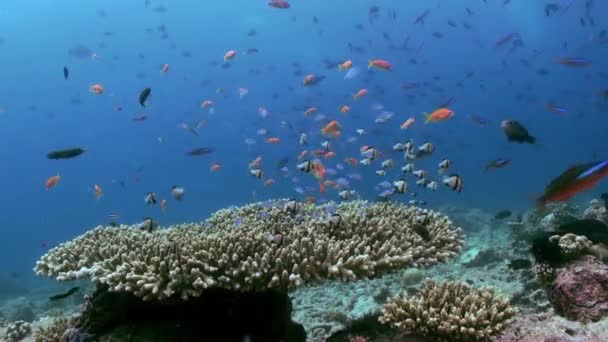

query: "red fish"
xmin=537 ymin=161 xmax=608 ymax=206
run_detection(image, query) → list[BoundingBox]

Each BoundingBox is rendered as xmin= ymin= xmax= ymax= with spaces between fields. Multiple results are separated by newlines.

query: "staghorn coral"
xmin=5 ymin=320 xmax=31 ymax=342
xmin=34 ymin=200 xmax=463 ymax=301
xmin=549 ymin=233 xmax=593 ymax=258
xmin=379 ymin=280 xmax=516 ymax=341
xmin=34 ymin=317 xmax=70 ymax=342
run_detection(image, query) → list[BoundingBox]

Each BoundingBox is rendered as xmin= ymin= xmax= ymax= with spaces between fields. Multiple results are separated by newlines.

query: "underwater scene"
xmin=2 ymin=0 xmax=608 ymax=341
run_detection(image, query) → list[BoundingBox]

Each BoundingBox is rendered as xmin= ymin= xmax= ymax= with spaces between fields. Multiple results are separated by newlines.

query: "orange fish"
xmin=264 ymin=178 xmax=275 ymax=186
xmin=400 ymin=117 xmax=415 ymax=129
xmin=306 ymin=196 xmax=316 ymax=204
xmin=321 ymin=120 xmax=341 ymax=138
xmin=249 ymin=156 xmax=262 ymax=169
xmin=424 ymin=108 xmax=454 ymax=123
xmin=89 ymin=84 xmax=104 ymax=94
xmin=313 ymin=161 xmax=326 ymax=180
xmin=94 ymin=184 xmax=103 ymax=199
xmin=45 ymin=174 xmax=61 ymax=190
xmin=304 ymin=107 xmax=318 ymax=116
xmin=298 ymin=150 xmax=308 ymax=160
xmin=345 ymin=158 xmax=358 ymax=167
xmin=312 ymin=150 xmax=326 ymax=157
xmin=324 ymin=179 xmax=340 ymax=190
xmin=201 ymin=100 xmax=214 ymax=108
xmin=353 ymin=88 xmax=368 ymax=100
xmin=210 ymin=163 xmax=221 ymax=172
xmin=324 ymin=151 xmax=336 ymax=159
xmin=266 ymin=137 xmax=281 ymax=144
xmin=160 ymin=64 xmax=170 ymax=74
xmin=338 ymin=60 xmax=353 ymax=71
xmin=302 ymin=74 xmax=324 ymax=86
xmin=340 ymin=105 xmax=350 ymax=113
xmin=224 ymin=50 xmax=237 ymax=62
xmin=319 ymin=181 xmax=325 ymax=193
xmin=368 ymin=59 xmax=392 ymax=70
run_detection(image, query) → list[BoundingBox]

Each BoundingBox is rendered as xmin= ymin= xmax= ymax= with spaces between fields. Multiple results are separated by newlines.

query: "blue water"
xmin=0 ymin=0 xmax=607 ymax=285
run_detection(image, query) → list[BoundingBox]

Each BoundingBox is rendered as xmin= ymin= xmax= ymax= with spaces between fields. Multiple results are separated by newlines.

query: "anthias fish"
xmin=47 ymin=147 xmax=86 ymax=160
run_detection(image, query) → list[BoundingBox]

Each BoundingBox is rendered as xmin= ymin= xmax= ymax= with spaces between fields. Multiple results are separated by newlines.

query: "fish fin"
xmin=367 ymin=60 xmax=373 ymax=68
xmin=423 ymin=113 xmax=431 ymax=124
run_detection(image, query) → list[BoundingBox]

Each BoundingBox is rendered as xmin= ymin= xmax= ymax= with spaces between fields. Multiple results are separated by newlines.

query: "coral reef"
xmin=33 ymin=317 xmax=70 ymax=342
xmin=582 ymin=199 xmax=608 ymax=225
xmin=75 ymin=284 xmax=305 ymax=342
xmin=5 ymin=320 xmax=32 ymax=342
xmin=496 ymin=311 xmax=608 ymax=342
xmin=34 ymin=200 xmax=463 ymax=301
xmin=533 ymin=263 xmax=556 ymax=284
xmin=549 ymin=233 xmax=593 ymax=258
xmin=379 ymin=280 xmax=515 ymax=340
xmin=525 ymin=202 xmax=578 ymax=230
xmin=547 ymin=256 xmax=608 ymax=323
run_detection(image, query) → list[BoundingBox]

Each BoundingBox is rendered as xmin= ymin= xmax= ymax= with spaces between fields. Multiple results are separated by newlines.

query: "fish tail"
xmin=368 ymin=60 xmax=373 ymax=69
xmin=423 ymin=113 xmax=431 ymax=124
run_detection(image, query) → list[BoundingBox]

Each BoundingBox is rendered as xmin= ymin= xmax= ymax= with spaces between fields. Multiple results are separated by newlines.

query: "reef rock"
xmin=547 ymin=256 xmax=608 ymax=322
xmin=496 ymin=312 xmax=608 ymax=342
xmin=582 ymin=199 xmax=608 ymax=225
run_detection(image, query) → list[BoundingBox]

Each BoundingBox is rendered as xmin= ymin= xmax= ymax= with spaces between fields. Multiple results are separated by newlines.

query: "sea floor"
xmin=2 ymin=203 xmax=608 ymax=342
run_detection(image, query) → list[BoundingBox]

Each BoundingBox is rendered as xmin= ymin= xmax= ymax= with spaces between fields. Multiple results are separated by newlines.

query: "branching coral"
xmin=5 ymin=320 xmax=31 ymax=342
xmin=35 ymin=200 xmax=463 ymax=301
xmin=34 ymin=317 xmax=70 ymax=342
xmin=379 ymin=280 xmax=515 ymax=340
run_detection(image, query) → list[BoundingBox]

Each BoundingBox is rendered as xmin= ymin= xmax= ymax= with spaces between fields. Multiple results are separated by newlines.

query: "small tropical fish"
xmin=250 ymin=168 xmax=263 ymax=179
xmin=210 ymin=163 xmax=221 ymax=172
xmin=338 ymin=60 xmax=353 ymax=71
xmin=238 ymin=87 xmax=249 ymax=99
xmin=340 ymin=105 xmax=350 ymax=113
xmin=139 ymin=87 xmax=151 ymax=107
xmin=201 ymin=100 xmax=214 ymax=108
xmin=537 ymin=161 xmax=608 ymax=206
xmin=47 ymin=147 xmax=86 ymax=160
xmin=45 ymin=174 xmax=61 ymax=190
xmin=400 ymin=117 xmax=415 ymax=129
xmin=171 ymin=186 xmax=185 ymax=201
xmin=545 ymin=103 xmax=568 ymax=115
xmin=304 ymin=107 xmax=318 ymax=116
xmin=558 ymin=57 xmax=591 ymax=67
xmin=187 ymin=147 xmax=215 ymax=156
xmin=89 ymin=83 xmax=104 ymax=94
xmin=299 ymin=133 xmax=308 ymax=146
xmin=424 ymin=108 xmax=454 ymax=124
xmin=160 ymin=63 xmax=170 ymax=74
xmin=63 ymin=66 xmax=69 ymax=80
xmin=49 ymin=286 xmax=80 ymax=301
xmin=224 ymin=50 xmax=237 ymax=62
xmin=264 ymin=178 xmax=275 ymax=186
xmin=353 ymin=88 xmax=368 ymax=100
xmin=302 ymin=74 xmax=325 ymax=86
xmin=443 ymin=174 xmax=464 ymax=192
xmin=393 ymin=180 xmax=407 ymax=193
xmin=368 ymin=59 xmax=392 ymax=70
xmin=266 ymin=137 xmax=281 ymax=144
xmin=160 ymin=199 xmax=167 ymax=211
xmin=144 ymin=192 xmax=157 ymax=205
xmin=268 ymin=0 xmax=290 ymax=9
xmin=438 ymin=159 xmax=451 ymax=174
xmin=485 ymin=158 xmax=511 ymax=171
xmin=321 ymin=120 xmax=341 ymax=137
xmin=501 ymin=120 xmax=535 ymax=144
xmin=93 ymin=184 xmax=103 ymax=199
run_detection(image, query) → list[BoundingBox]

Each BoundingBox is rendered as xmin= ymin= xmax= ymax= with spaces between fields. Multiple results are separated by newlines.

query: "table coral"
xmin=34 ymin=200 xmax=463 ymax=301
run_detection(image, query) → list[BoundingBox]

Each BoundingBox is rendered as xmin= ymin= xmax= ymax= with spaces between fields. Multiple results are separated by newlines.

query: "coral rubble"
xmin=34 ymin=200 xmax=463 ymax=301
xmin=379 ymin=280 xmax=515 ymax=340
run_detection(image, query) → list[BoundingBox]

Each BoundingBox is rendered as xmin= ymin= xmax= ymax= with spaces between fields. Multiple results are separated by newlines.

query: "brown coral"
xmin=34 ymin=317 xmax=70 ymax=342
xmin=379 ymin=280 xmax=516 ymax=340
xmin=34 ymin=200 xmax=463 ymax=301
